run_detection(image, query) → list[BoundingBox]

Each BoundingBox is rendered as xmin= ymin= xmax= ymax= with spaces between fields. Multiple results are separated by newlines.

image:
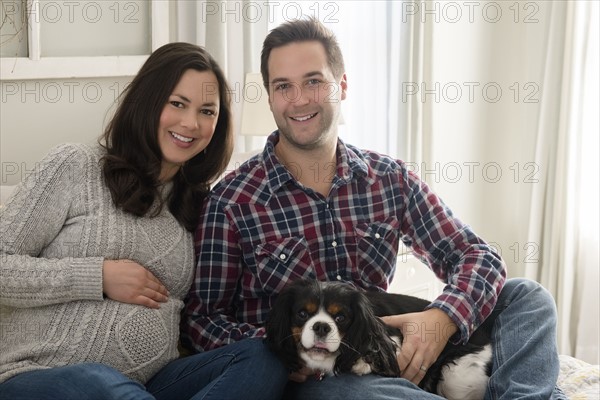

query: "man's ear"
xmin=339 ymin=73 xmax=348 ymax=100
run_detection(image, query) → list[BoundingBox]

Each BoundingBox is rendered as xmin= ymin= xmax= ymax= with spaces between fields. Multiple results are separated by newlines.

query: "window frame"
xmin=0 ymin=0 xmax=168 ymax=80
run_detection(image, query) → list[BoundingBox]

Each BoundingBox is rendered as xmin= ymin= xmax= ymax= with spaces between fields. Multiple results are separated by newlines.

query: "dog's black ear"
xmin=335 ymin=290 xmax=401 ymax=377
xmin=334 ymin=290 xmax=371 ymax=372
xmin=264 ymin=283 xmax=302 ymax=371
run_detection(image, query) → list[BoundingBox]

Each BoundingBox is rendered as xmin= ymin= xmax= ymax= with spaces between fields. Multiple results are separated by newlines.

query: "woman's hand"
xmin=381 ymin=308 xmax=458 ymax=385
xmin=102 ymin=259 xmax=169 ymax=309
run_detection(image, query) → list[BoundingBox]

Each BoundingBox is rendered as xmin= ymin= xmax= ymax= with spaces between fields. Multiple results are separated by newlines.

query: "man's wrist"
xmin=425 ymin=308 xmax=459 ymax=342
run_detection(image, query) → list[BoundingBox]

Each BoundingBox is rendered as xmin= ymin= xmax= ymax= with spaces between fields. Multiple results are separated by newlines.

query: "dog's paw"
xmin=351 ymin=358 xmax=373 ymax=376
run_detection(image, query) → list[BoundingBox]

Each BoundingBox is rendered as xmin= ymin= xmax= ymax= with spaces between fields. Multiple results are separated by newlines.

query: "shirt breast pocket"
xmin=253 ymin=236 xmax=315 ymax=295
xmin=355 ymin=217 xmax=401 ymax=288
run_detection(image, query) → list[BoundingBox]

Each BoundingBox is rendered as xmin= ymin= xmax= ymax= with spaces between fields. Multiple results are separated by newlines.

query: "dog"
xmin=265 ymin=279 xmax=494 ymax=400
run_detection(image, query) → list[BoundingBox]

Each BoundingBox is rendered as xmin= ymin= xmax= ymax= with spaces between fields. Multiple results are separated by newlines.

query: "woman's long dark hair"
xmin=100 ymin=42 xmax=233 ymax=231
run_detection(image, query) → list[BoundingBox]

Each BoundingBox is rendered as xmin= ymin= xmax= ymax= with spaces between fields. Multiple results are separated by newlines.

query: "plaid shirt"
xmin=181 ymin=133 xmax=506 ymax=351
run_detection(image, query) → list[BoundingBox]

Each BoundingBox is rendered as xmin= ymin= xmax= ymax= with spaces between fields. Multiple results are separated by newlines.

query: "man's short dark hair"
xmin=260 ymin=17 xmax=345 ymax=89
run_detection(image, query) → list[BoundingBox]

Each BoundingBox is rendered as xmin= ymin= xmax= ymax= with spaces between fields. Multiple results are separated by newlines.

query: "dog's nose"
xmin=312 ymin=321 xmax=332 ymax=337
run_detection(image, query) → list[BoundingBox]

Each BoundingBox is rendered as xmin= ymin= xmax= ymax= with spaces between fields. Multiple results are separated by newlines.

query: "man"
xmin=182 ymin=18 xmax=565 ymax=399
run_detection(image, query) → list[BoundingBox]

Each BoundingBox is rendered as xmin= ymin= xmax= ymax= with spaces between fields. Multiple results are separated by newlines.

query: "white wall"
xmin=1 ymin=77 xmax=132 ymax=185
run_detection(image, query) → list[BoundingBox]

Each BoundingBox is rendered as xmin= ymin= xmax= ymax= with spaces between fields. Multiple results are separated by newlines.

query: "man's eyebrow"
xmin=270 ymin=71 xmax=325 ymax=85
xmin=303 ymin=71 xmax=324 ymax=79
xmin=270 ymin=77 xmax=289 ymax=86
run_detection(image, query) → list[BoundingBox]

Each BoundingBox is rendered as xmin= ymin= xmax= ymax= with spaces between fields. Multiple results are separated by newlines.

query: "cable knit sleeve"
xmin=0 ymin=144 xmax=105 ymax=308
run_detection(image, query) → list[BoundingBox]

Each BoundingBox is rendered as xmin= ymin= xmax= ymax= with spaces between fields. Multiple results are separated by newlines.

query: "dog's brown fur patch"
xmin=305 ymin=302 xmax=318 ymax=314
xmin=327 ymin=303 xmax=342 ymax=315
xmin=292 ymin=326 xmax=302 ymax=342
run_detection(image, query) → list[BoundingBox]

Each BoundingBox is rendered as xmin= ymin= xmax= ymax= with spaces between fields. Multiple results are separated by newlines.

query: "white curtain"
xmin=392 ymin=1 xmax=433 ymax=166
xmin=572 ymin=2 xmax=599 ymax=364
xmin=525 ymin=1 xmax=599 ymax=364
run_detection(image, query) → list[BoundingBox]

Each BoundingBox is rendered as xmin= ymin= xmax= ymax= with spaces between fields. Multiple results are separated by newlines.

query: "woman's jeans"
xmin=283 ymin=278 xmax=568 ymax=400
xmin=0 ymin=338 xmax=287 ymax=400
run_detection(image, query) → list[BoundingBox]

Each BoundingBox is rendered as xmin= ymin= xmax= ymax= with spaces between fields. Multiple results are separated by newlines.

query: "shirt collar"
xmin=262 ymin=132 xmax=369 ymax=194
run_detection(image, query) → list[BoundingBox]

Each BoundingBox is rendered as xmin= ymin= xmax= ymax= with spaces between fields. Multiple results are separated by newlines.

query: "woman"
xmin=0 ymin=43 xmax=287 ymax=400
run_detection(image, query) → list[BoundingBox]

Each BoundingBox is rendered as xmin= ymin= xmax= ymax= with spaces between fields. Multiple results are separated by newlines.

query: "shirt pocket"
xmin=354 ymin=217 xmax=401 ymax=288
xmin=253 ymin=236 xmax=315 ymax=295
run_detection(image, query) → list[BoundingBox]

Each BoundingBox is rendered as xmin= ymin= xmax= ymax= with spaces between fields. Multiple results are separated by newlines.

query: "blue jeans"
xmin=0 ymin=339 xmax=287 ymax=400
xmin=485 ymin=278 xmax=567 ymax=400
xmin=284 ymin=278 xmax=568 ymax=400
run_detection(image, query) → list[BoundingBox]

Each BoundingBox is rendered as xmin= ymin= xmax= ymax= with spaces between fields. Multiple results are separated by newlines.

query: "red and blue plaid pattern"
xmin=181 ymin=133 xmax=506 ymax=351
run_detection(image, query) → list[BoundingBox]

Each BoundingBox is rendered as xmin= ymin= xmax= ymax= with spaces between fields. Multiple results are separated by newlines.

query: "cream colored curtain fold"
xmin=525 ymin=1 xmax=599 ymax=364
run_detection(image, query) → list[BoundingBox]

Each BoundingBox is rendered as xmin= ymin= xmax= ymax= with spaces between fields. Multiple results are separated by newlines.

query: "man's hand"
xmin=102 ymin=259 xmax=169 ymax=309
xmin=381 ymin=308 xmax=458 ymax=385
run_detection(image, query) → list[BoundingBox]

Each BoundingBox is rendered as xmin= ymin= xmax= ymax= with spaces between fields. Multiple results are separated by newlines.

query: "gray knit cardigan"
xmin=0 ymin=143 xmax=194 ymax=384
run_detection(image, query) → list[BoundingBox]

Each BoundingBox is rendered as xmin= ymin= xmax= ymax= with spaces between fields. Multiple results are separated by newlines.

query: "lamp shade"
xmin=240 ymin=73 xmax=277 ymax=136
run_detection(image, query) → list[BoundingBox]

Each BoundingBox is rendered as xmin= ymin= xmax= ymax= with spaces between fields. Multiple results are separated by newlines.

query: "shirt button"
xmin=336 ymin=275 xmax=342 ymax=280
xmin=279 ymin=254 xmax=287 ymax=260
xmin=375 ymin=233 xmax=381 ymax=239
xmin=331 ymin=241 xmax=337 ymax=247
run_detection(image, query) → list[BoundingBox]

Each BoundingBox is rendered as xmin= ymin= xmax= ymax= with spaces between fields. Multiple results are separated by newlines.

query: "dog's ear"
xmin=334 ymin=290 xmax=377 ymax=373
xmin=335 ymin=290 xmax=401 ymax=377
xmin=264 ymin=283 xmax=302 ymax=371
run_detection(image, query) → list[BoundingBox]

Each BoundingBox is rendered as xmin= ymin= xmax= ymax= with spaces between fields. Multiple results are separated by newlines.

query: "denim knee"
xmin=501 ymin=278 xmax=558 ymax=319
xmin=80 ymin=362 xmax=129 ymax=380
xmin=0 ymin=363 xmax=150 ymax=400
xmin=63 ymin=363 xmax=149 ymax=398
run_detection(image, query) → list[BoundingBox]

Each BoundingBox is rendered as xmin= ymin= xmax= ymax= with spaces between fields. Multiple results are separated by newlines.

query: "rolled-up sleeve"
xmin=399 ymin=167 xmax=506 ymax=344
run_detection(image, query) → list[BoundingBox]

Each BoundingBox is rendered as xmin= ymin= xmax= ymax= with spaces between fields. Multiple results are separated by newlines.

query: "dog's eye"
xmin=334 ymin=315 xmax=346 ymax=323
xmin=297 ymin=310 xmax=309 ymax=320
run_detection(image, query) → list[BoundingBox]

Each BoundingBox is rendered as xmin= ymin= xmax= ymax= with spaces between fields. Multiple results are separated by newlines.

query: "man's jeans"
xmin=284 ymin=278 xmax=568 ymax=400
xmin=0 ymin=339 xmax=287 ymax=400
